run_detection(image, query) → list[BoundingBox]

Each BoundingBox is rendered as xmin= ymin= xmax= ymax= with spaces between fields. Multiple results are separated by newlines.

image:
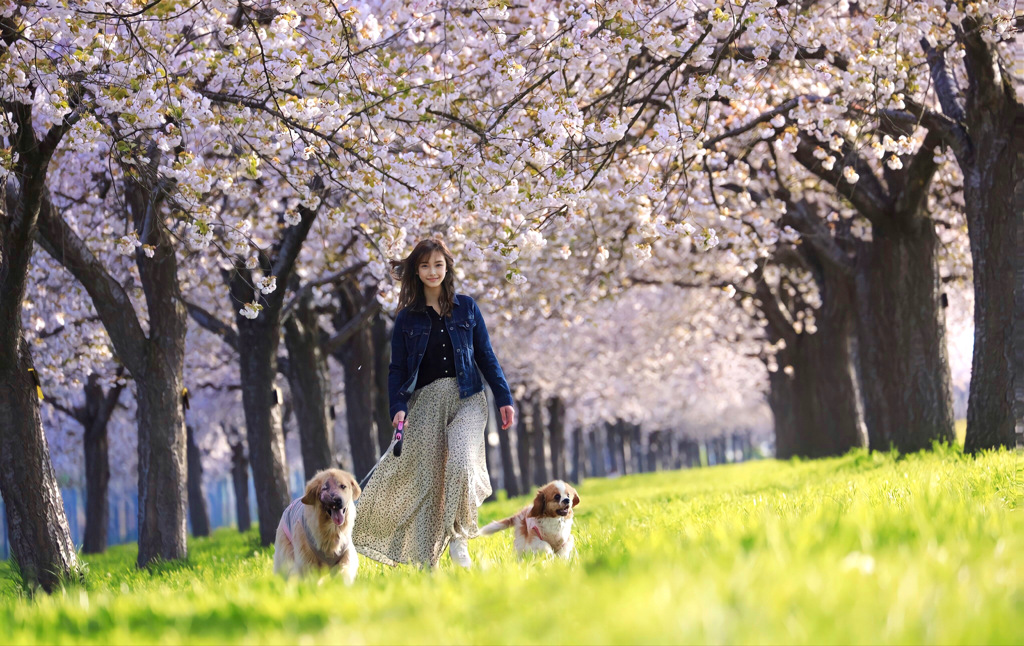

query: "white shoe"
xmin=449 ymin=537 xmax=472 ymax=568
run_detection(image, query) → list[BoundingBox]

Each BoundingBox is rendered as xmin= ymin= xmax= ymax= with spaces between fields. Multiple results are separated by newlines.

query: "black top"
xmin=415 ymin=306 xmax=457 ymax=391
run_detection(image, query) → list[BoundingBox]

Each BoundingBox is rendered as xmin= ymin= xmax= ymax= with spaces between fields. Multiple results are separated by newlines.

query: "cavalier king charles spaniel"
xmin=479 ymin=480 xmax=580 ymax=559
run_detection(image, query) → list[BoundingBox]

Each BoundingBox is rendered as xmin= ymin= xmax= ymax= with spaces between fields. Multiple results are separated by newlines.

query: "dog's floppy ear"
xmin=348 ymin=474 xmax=362 ymax=501
xmin=530 ymin=489 xmax=546 ymax=517
xmin=301 ymin=473 xmax=322 ymax=506
xmin=572 ymin=491 xmax=580 ymax=507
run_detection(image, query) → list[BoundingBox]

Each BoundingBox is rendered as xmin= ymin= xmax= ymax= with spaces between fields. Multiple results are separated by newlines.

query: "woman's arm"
xmin=387 ymin=310 xmax=410 ymax=419
xmin=471 ymin=300 xmax=514 ymax=409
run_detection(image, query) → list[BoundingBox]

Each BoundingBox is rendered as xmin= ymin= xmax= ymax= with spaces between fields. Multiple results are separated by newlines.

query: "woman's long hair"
xmin=390 ymin=238 xmax=456 ymax=316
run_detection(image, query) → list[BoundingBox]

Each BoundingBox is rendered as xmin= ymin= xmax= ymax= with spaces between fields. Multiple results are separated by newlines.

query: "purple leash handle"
xmin=393 ymin=420 xmax=404 ymax=457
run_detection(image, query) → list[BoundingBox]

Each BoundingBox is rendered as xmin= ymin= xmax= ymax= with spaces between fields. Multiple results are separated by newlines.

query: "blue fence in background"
xmin=0 ymin=470 xmax=306 ymax=560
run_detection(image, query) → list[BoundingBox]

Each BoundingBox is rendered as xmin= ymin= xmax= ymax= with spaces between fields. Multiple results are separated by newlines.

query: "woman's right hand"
xmin=392 ymin=411 xmax=406 ymax=429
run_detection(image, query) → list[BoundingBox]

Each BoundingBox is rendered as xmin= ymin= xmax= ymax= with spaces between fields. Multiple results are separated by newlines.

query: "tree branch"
xmin=185 ymin=300 xmax=239 ymax=351
xmin=791 ymin=133 xmax=892 ymax=224
xmin=35 ymin=194 xmax=149 ymax=373
xmin=920 ymin=38 xmax=967 ymax=123
xmin=321 ymin=300 xmax=381 ymax=355
xmin=892 ymin=129 xmax=944 ymax=222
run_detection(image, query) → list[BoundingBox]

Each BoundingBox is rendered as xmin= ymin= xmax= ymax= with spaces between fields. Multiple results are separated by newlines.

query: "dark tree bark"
xmin=496 ymin=400 xmax=522 ymax=497
xmin=186 ymin=426 xmax=210 ymax=538
xmin=79 ymin=373 xmax=123 ymax=554
xmin=783 ymin=127 xmax=955 ymax=453
xmin=48 ymin=372 xmax=124 ymax=555
xmin=0 ymin=346 xmax=79 ymax=592
xmin=850 ymin=198 xmax=954 ymax=452
xmin=589 ymin=428 xmax=607 ymax=477
xmin=530 ymin=397 xmax=549 ymax=486
xmin=228 ymin=429 xmax=252 ymax=533
xmin=332 ymin=282 xmax=380 ymax=482
xmin=371 ymin=312 xmax=395 ymax=454
xmin=82 ymin=404 xmax=111 ymax=554
xmin=547 ymin=396 xmax=567 ymax=481
xmin=914 ymin=27 xmax=1024 ymax=451
xmin=232 ymin=275 xmax=291 ymax=546
xmin=283 ymin=294 xmax=333 ymax=480
xmin=228 ymin=202 xmax=321 ymax=546
xmin=629 ymin=424 xmax=643 ymax=473
xmin=571 ymin=428 xmax=586 ymax=483
xmin=753 ymin=226 xmax=867 ymax=458
xmin=612 ymin=421 xmax=628 ymax=475
xmin=0 ymin=75 xmax=82 ymax=591
xmin=515 ymin=398 xmax=533 ymax=492
xmin=35 ymin=145 xmax=190 ymax=568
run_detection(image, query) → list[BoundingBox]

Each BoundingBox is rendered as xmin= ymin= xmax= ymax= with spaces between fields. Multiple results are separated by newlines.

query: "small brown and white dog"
xmin=480 ymin=480 xmax=580 ymax=559
xmin=273 ymin=468 xmax=361 ymax=583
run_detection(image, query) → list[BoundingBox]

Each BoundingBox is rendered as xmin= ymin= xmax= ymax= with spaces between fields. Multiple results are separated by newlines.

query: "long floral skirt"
xmin=352 ymin=378 xmax=491 ymax=567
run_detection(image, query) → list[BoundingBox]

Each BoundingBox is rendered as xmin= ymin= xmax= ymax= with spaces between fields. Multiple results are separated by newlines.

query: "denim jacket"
xmin=388 ymin=294 xmax=514 ymax=419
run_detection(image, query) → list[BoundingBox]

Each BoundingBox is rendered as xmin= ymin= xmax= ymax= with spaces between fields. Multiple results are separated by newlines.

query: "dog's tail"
xmin=480 ymin=515 xmax=514 ymax=535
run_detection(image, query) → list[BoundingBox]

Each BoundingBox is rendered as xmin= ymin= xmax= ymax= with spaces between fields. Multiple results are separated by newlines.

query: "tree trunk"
xmin=961 ymin=105 xmax=1024 ymax=452
xmin=758 ymin=260 xmax=865 ymax=459
xmin=229 ymin=433 xmax=251 ymax=533
xmin=571 ymin=428 xmax=585 ymax=483
xmin=0 ymin=345 xmax=79 ymax=592
xmin=854 ymin=224 xmax=955 ymax=452
xmin=334 ymin=287 xmax=380 ymax=482
xmin=611 ymin=421 xmax=627 ymax=475
xmin=630 ymin=424 xmax=644 ymax=473
xmin=234 ymin=311 xmax=291 ymax=547
xmin=283 ymin=296 xmax=334 ymax=480
xmin=186 ymin=426 xmax=210 ymax=538
xmin=134 ymin=361 xmax=189 ymax=564
xmin=82 ymin=374 xmax=116 ymax=554
xmin=496 ymin=401 xmax=522 ymax=497
xmin=530 ymin=398 xmax=549 ymax=486
xmin=231 ymin=265 xmax=290 ymax=546
xmin=371 ymin=312 xmax=395 ymax=454
xmin=336 ymin=326 xmax=379 ymax=481
xmin=515 ymin=405 xmax=533 ymax=493
xmin=589 ymin=428 xmax=607 ymax=477
xmin=547 ymin=396 xmax=567 ymax=481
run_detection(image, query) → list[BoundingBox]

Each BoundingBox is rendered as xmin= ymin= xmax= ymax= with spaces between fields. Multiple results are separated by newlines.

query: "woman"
xmin=352 ymin=238 xmax=516 ymax=568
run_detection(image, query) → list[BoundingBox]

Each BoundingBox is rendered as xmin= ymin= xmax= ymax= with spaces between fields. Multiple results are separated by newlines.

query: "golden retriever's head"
xmin=301 ymin=468 xmax=361 ymax=527
xmin=530 ymin=480 xmax=580 ymax=518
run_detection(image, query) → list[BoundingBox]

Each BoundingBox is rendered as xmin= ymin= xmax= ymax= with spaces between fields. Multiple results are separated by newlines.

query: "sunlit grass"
xmin=1 ymin=446 xmax=1021 ymax=644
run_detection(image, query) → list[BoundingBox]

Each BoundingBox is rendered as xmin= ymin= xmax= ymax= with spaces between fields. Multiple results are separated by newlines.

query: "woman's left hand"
xmin=499 ymin=405 xmax=515 ymax=430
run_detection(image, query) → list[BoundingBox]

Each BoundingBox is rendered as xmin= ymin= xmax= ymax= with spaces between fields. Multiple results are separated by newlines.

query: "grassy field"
xmin=1 ymin=446 xmax=1021 ymax=644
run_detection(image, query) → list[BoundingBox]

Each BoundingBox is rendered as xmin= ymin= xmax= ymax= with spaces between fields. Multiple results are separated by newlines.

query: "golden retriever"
xmin=273 ymin=468 xmax=361 ymax=583
xmin=479 ymin=480 xmax=580 ymax=559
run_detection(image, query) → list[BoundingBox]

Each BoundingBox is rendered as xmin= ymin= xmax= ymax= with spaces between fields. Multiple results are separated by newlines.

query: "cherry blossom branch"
xmin=34 ymin=193 xmax=149 ymax=369
xmin=185 ymin=301 xmax=239 ymax=352
xmin=791 ymin=132 xmax=892 ymax=224
xmin=705 ymin=95 xmax=828 ymax=149
xmin=281 ymin=261 xmax=367 ymax=319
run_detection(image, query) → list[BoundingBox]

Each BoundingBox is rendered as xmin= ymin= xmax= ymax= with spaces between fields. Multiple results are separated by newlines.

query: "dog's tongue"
xmin=331 ymin=507 xmax=344 ymax=526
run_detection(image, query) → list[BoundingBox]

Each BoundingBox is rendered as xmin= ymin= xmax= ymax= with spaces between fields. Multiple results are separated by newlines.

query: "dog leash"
xmin=357 ymin=420 xmax=404 ymax=491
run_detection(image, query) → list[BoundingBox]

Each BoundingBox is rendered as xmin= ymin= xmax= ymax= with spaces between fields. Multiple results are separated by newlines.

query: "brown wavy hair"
xmin=390 ymin=238 xmax=456 ymax=316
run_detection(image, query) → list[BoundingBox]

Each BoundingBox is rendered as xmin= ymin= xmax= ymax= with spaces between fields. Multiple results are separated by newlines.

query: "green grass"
xmin=2 ymin=447 xmax=1022 ymax=644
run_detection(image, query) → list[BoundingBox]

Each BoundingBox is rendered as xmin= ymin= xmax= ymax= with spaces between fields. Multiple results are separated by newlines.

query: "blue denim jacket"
xmin=388 ymin=294 xmax=514 ymax=418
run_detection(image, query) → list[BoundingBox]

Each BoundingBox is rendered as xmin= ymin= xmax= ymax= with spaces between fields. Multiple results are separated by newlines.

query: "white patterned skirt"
xmin=352 ymin=378 xmax=491 ymax=567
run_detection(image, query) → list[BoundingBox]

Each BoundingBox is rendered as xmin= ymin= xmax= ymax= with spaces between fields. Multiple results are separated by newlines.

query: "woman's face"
xmin=417 ymin=250 xmax=447 ymax=289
